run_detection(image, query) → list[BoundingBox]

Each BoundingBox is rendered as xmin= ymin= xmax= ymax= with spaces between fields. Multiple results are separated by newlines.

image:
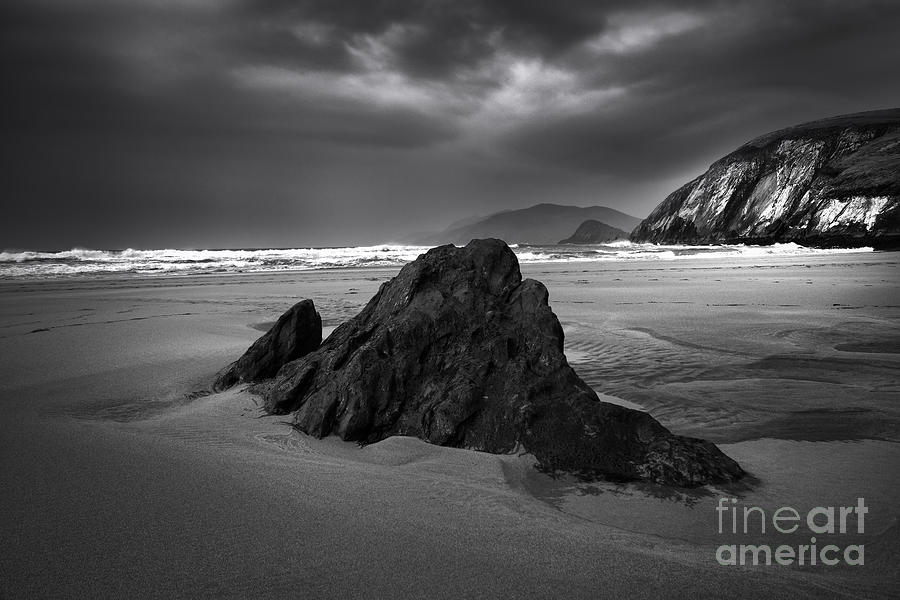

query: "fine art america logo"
xmin=715 ymin=497 xmax=867 ymax=566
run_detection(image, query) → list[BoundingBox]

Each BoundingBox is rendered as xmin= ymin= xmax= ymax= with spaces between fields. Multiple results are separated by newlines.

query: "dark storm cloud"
xmin=2 ymin=0 xmax=899 ymax=250
xmin=498 ymin=0 xmax=900 ymax=174
xmin=239 ymin=0 xmax=611 ymax=75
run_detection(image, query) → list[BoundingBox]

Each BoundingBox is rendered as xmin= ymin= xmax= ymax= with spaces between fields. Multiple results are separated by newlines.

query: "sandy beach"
xmin=1 ymin=252 xmax=898 ymax=598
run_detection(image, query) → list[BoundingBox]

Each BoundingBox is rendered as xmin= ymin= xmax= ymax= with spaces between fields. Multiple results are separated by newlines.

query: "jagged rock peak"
xmin=250 ymin=239 xmax=743 ymax=486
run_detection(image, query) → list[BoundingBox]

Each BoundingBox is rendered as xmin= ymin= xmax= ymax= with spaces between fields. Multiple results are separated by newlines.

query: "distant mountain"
xmin=558 ymin=220 xmax=628 ymax=244
xmin=631 ymin=108 xmax=900 ymax=248
xmin=418 ymin=204 xmax=642 ymax=245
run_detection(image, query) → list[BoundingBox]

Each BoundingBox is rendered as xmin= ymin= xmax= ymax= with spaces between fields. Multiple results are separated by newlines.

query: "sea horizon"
xmin=0 ymin=241 xmax=878 ymax=279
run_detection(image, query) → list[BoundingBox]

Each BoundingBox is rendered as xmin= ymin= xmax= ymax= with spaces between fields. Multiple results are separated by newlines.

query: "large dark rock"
xmin=214 ymin=299 xmax=322 ymax=391
xmin=258 ymin=239 xmax=743 ymax=486
xmin=558 ymin=220 xmax=628 ymax=244
xmin=631 ymin=108 xmax=900 ymax=249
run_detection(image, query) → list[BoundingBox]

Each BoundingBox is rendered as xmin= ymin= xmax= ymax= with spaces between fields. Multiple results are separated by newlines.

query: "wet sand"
xmin=1 ymin=252 xmax=898 ymax=598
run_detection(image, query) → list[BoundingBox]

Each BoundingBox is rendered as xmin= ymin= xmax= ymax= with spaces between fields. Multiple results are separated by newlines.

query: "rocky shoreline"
xmin=216 ymin=239 xmax=744 ymax=486
xmin=632 ymin=109 xmax=900 ymax=248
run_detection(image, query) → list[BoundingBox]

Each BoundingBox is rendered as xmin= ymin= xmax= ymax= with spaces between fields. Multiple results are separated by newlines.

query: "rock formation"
xmin=414 ymin=203 xmax=641 ymax=245
xmin=219 ymin=239 xmax=743 ymax=486
xmin=558 ymin=220 xmax=628 ymax=244
xmin=213 ymin=299 xmax=321 ymax=391
xmin=632 ymin=108 xmax=900 ymax=248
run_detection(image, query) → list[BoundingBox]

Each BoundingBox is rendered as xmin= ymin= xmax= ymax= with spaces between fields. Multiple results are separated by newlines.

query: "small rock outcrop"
xmin=243 ymin=239 xmax=742 ymax=486
xmin=631 ymin=108 xmax=900 ymax=248
xmin=558 ymin=220 xmax=628 ymax=244
xmin=214 ymin=299 xmax=322 ymax=391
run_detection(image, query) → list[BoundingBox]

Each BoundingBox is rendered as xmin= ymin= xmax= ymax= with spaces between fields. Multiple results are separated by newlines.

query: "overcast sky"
xmin=3 ymin=0 xmax=899 ymax=250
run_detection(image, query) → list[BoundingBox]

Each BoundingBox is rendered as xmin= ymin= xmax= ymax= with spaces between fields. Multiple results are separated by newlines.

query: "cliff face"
xmin=631 ymin=109 xmax=900 ymax=248
xmin=558 ymin=220 xmax=628 ymax=244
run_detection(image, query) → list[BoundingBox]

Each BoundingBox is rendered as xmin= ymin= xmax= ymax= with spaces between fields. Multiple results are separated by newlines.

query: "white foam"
xmin=0 ymin=242 xmax=874 ymax=279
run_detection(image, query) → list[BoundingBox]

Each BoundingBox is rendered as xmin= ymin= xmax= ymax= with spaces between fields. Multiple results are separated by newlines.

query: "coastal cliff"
xmin=416 ymin=204 xmax=641 ymax=245
xmin=558 ymin=220 xmax=628 ymax=244
xmin=631 ymin=109 xmax=900 ymax=248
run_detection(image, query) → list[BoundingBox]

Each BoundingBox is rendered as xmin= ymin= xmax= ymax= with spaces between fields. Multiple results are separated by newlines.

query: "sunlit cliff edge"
xmin=632 ymin=108 xmax=900 ymax=249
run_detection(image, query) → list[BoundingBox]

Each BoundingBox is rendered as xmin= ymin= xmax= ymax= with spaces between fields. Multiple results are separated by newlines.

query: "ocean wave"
xmin=0 ymin=242 xmax=874 ymax=279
